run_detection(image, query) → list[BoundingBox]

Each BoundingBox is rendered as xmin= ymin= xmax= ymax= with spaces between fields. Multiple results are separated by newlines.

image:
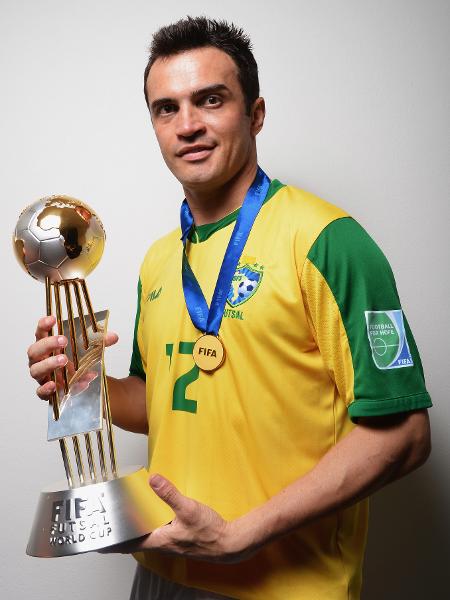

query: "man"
xmin=28 ymin=16 xmax=432 ymax=600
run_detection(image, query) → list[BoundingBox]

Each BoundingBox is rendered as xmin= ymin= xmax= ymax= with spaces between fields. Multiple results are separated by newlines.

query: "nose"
xmin=175 ymin=104 xmax=206 ymax=140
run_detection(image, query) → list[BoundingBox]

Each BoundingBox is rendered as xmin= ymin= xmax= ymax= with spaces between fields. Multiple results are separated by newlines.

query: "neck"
xmin=183 ymin=160 xmax=258 ymax=226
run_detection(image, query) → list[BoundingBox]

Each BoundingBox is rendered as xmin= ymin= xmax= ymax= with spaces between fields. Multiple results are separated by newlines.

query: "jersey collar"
xmin=189 ymin=179 xmax=285 ymax=244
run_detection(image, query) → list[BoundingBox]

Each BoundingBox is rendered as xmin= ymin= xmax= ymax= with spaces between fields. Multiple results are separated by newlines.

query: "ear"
xmin=250 ymin=97 xmax=266 ymax=137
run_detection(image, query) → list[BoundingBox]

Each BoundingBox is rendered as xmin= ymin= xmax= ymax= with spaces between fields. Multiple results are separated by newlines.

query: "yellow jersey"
xmin=129 ymin=179 xmax=431 ymax=599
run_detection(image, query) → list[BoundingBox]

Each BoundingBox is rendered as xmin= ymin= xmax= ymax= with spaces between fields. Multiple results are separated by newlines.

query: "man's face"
xmin=146 ymin=47 xmax=258 ymax=191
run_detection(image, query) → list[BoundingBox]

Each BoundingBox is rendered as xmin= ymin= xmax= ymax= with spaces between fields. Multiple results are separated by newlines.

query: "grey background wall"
xmin=1 ymin=1 xmax=448 ymax=598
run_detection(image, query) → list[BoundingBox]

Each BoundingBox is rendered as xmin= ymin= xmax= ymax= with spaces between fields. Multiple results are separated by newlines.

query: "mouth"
xmin=176 ymin=144 xmax=216 ymax=162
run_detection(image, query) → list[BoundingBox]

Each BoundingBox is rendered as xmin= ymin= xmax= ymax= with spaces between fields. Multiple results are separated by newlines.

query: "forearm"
xmin=106 ymin=375 xmax=148 ymax=434
xmin=233 ymin=410 xmax=431 ymax=554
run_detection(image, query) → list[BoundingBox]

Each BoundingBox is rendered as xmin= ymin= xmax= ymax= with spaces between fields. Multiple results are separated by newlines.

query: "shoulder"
xmin=266 ymin=183 xmax=350 ymax=260
xmin=268 ymin=182 xmax=392 ymax=279
xmin=307 ymin=216 xmax=392 ymax=279
xmin=276 ymin=184 xmax=348 ymax=223
xmin=270 ymin=184 xmax=348 ymax=242
xmin=139 ymin=227 xmax=180 ymax=281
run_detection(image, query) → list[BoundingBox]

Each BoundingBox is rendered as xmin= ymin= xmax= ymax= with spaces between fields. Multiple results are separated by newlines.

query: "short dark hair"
xmin=144 ymin=16 xmax=259 ymax=115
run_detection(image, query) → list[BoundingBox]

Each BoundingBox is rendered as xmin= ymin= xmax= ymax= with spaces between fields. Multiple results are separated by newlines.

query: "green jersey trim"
xmin=348 ymin=391 xmax=432 ymax=418
xmin=189 ymin=179 xmax=285 ymax=243
xmin=129 ymin=278 xmax=146 ymax=381
xmin=307 ymin=217 xmax=430 ymax=418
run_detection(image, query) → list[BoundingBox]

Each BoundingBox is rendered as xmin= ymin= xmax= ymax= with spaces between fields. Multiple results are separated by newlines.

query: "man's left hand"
xmin=101 ymin=474 xmax=249 ymax=563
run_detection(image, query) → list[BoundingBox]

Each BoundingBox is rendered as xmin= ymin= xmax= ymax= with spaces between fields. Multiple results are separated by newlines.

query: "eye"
xmin=157 ymin=103 xmax=177 ymax=116
xmin=202 ymin=95 xmax=222 ymax=107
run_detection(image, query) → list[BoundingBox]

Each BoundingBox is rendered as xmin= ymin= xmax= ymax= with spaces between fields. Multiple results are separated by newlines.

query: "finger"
xmin=35 ymin=315 xmax=56 ymax=341
xmin=36 ymin=379 xmax=57 ymax=400
xmin=149 ymin=474 xmax=184 ymax=511
xmin=30 ymin=353 xmax=68 ymax=384
xmin=105 ymin=331 xmax=119 ymax=347
xmin=149 ymin=474 xmax=197 ymax=522
xmin=27 ymin=334 xmax=67 ymax=366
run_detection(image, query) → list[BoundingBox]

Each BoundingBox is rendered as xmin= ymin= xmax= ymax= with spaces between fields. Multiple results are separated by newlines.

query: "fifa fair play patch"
xmin=365 ymin=309 xmax=414 ymax=369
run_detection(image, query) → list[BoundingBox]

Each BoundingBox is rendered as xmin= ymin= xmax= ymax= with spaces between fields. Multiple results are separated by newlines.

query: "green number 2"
xmin=166 ymin=342 xmax=199 ymax=414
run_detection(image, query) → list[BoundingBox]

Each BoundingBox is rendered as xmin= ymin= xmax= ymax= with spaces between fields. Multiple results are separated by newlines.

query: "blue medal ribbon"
xmin=180 ymin=166 xmax=270 ymax=336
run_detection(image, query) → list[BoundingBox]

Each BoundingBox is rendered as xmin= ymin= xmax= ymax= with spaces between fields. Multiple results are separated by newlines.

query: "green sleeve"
xmin=129 ymin=278 xmax=146 ymax=381
xmin=307 ymin=217 xmax=432 ymax=420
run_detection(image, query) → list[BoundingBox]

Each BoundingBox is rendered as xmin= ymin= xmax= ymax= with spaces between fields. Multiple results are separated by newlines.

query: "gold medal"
xmin=193 ymin=334 xmax=225 ymax=372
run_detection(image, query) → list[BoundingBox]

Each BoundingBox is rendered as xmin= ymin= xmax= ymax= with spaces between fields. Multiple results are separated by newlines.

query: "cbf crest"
xmin=227 ymin=257 xmax=264 ymax=307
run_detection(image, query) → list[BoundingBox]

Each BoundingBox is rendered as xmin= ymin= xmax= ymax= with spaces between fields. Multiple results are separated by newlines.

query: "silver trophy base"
xmin=27 ymin=466 xmax=154 ymax=557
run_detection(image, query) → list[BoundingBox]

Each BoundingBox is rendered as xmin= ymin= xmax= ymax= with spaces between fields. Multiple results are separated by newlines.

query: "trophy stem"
xmin=72 ymin=435 xmax=86 ymax=485
xmin=73 ymin=281 xmax=89 ymax=350
xmin=45 ymin=277 xmax=60 ymax=421
xmin=59 ymin=438 xmax=74 ymax=488
xmin=53 ymin=283 xmax=69 ymax=395
xmin=80 ymin=279 xmax=98 ymax=332
xmin=63 ymin=282 xmax=79 ymax=371
xmin=103 ymin=371 xmax=117 ymax=477
xmin=84 ymin=433 xmax=97 ymax=482
xmin=96 ymin=430 xmax=108 ymax=479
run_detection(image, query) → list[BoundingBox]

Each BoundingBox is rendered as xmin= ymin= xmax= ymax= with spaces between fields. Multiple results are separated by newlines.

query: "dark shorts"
xmin=129 ymin=564 xmax=234 ymax=600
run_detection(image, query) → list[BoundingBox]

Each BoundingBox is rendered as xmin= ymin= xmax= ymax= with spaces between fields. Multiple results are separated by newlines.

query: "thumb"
xmin=105 ymin=331 xmax=119 ymax=347
xmin=149 ymin=474 xmax=189 ymax=515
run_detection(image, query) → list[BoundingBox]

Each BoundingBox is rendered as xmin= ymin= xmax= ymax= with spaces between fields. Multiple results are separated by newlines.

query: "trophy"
xmin=14 ymin=195 xmax=153 ymax=557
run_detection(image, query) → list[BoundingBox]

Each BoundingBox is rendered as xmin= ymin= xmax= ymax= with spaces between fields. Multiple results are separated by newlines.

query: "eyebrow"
xmin=150 ymin=83 xmax=231 ymax=113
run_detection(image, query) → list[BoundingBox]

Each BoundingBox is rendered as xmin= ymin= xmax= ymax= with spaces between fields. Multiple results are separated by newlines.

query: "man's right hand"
xmin=27 ymin=315 xmax=119 ymax=400
xmin=28 ymin=315 xmax=147 ymax=433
